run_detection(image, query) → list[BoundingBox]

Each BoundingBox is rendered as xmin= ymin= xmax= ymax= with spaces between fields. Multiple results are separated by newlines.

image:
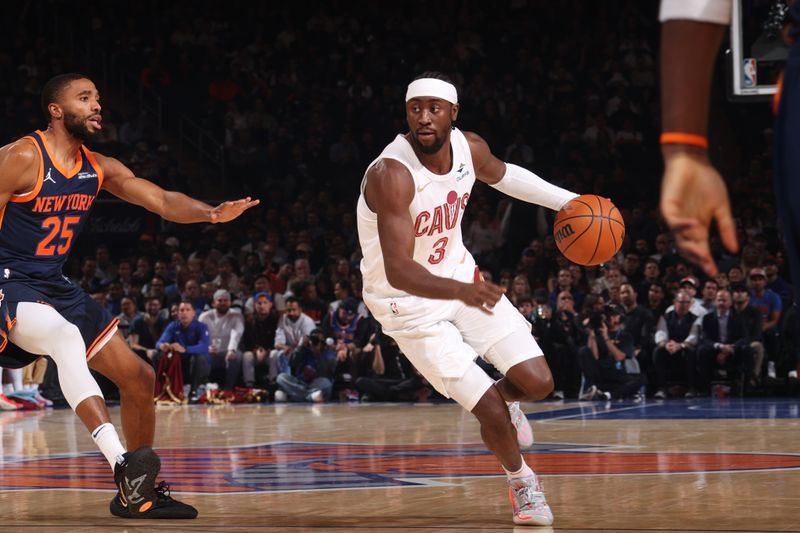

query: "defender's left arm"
xmin=465 ymin=131 xmax=577 ymax=211
xmin=97 ymin=153 xmax=259 ymax=223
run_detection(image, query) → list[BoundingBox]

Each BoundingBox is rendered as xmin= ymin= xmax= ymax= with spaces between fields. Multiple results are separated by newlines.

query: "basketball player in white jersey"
xmin=356 ymin=72 xmax=579 ymax=526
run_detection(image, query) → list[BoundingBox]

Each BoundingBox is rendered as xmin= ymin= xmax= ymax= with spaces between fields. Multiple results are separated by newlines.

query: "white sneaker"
xmin=33 ymin=392 xmax=53 ymax=407
xmin=508 ymin=474 xmax=553 ymax=526
xmin=274 ymin=390 xmax=287 ymax=402
xmin=552 ymin=390 xmax=564 ymax=400
xmin=788 ymin=370 xmax=798 ymax=380
xmin=0 ymin=394 xmax=20 ymax=410
xmin=768 ymin=361 xmax=777 ymax=379
xmin=508 ymin=402 xmax=534 ymax=448
xmin=579 ymin=385 xmax=597 ymax=401
xmin=309 ymin=390 xmax=324 ymax=403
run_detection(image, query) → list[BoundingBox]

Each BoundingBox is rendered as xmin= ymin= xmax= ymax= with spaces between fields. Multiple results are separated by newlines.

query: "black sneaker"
xmin=110 ymin=447 xmax=198 ymax=519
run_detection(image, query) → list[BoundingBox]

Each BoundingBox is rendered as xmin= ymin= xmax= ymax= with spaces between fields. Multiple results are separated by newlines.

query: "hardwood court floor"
xmin=0 ymin=399 xmax=797 ymax=532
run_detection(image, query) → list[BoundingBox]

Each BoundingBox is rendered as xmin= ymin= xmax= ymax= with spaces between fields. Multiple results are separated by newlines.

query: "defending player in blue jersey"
xmin=0 ymin=73 xmax=259 ymax=519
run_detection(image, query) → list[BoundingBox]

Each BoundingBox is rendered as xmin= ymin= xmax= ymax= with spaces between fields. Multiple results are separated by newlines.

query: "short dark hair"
xmin=41 ymin=73 xmax=89 ymax=119
xmin=414 ymin=71 xmax=455 ymax=85
xmin=179 ymin=299 xmax=195 ymax=307
xmin=284 ymin=296 xmax=300 ymax=307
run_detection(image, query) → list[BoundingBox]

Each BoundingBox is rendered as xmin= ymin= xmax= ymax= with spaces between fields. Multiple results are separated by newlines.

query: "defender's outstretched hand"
xmin=660 ymin=150 xmax=738 ymax=277
xmin=210 ymin=197 xmax=260 ymax=223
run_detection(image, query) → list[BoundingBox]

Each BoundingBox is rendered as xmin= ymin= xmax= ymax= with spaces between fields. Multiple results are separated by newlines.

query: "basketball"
xmin=553 ymin=194 xmax=625 ymax=266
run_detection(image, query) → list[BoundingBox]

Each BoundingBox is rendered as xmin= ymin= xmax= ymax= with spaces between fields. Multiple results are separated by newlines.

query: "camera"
xmin=588 ymin=311 xmax=605 ymax=329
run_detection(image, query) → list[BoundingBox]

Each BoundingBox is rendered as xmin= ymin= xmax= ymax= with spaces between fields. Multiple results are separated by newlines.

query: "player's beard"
xmin=410 ymin=125 xmax=450 ymax=155
xmin=63 ymin=111 xmax=94 ymax=142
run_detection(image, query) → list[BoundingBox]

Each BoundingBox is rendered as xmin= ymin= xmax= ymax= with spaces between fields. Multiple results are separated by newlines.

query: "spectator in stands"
xmin=664 ymin=277 xmax=707 ymax=318
xmin=619 ymin=282 xmax=655 ymax=378
xmin=145 ymin=275 xmax=168 ymax=308
xmin=548 ymin=268 xmax=585 ymax=311
xmin=637 ymin=258 xmax=661 ymax=305
xmin=156 ymin=300 xmax=210 ymax=402
xmin=213 ymin=256 xmax=240 ymax=294
xmin=76 ymin=257 xmax=103 ymax=294
xmin=275 ymin=329 xmax=337 ymax=403
xmin=322 ymin=297 xmax=370 ymax=394
xmin=269 ymin=297 xmax=315 ymax=383
xmin=622 ymin=251 xmax=643 ymax=286
xmin=94 ymin=244 xmax=117 ymax=283
xmin=328 ymin=278 xmax=368 ymax=318
xmin=129 ymin=296 xmax=170 ymax=362
xmin=244 ymin=275 xmax=271 ymax=315
xmin=547 ymin=290 xmax=584 ymax=399
xmin=748 ymin=268 xmax=783 ymax=379
xmin=241 ymin=292 xmax=279 ymax=388
xmin=591 ymin=263 xmax=625 ymax=296
xmin=355 ymin=324 xmax=425 ymax=402
xmin=697 ymin=289 xmax=754 ymax=397
xmin=509 ymin=274 xmax=532 ymax=309
xmin=199 ymin=290 xmax=245 ymax=391
xmin=652 ymin=290 xmax=701 ymax=398
xmin=182 ymin=279 xmax=207 ymax=313
xmin=700 ymin=279 xmax=719 ymax=315
xmin=116 ymin=296 xmax=141 ymax=341
xmin=298 ymin=282 xmax=327 ymax=325
xmin=764 ymin=255 xmax=794 ymax=313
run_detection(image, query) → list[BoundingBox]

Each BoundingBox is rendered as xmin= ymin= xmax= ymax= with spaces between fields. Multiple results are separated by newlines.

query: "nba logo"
xmin=390 ymin=302 xmax=399 ymax=315
xmin=743 ymin=58 xmax=757 ymax=88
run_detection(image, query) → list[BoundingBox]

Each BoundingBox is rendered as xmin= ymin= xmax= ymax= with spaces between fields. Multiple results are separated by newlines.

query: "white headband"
xmin=405 ymin=78 xmax=458 ymax=104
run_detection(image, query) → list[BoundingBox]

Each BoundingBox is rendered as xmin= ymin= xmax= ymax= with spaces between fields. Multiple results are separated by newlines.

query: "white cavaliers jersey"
xmin=357 ymin=128 xmax=477 ymax=300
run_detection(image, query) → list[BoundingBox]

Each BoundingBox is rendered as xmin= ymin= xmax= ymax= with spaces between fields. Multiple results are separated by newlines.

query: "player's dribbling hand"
xmin=459 ymin=279 xmax=505 ymax=314
xmin=660 ymin=149 xmax=738 ymax=277
xmin=210 ymin=197 xmax=260 ymax=223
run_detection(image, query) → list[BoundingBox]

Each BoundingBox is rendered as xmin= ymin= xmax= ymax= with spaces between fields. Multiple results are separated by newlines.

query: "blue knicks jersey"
xmin=0 ymin=130 xmax=104 ymax=280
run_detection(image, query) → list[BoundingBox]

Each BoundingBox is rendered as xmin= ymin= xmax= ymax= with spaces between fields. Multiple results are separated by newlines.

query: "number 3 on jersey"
xmin=36 ymin=216 xmax=80 ymax=256
xmin=428 ymin=237 xmax=448 ymax=264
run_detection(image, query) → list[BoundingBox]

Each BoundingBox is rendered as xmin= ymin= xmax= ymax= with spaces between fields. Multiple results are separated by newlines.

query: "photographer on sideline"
xmin=578 ymin=304 xmax=646 ymax=400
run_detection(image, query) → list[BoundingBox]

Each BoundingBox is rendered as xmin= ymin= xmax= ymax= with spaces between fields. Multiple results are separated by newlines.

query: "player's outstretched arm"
xmin=464 ymin=132 xmax=577 ymax=211
xmin=366 ymin=159 xmax=504 ymax=311
xmin=660 ymin=17 xmax=738 ymax=276
xmin=97 ymin=153 xmax=259 ymax=224
xmin=0 ymin=139 xmax=40 ymax=211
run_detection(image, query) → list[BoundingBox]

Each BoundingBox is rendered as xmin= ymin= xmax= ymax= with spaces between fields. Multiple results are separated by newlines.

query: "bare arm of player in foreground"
xmin=364 ymin=158 xmax=504 ymax=312
xmin=97 ymin=153 xmax=259 ymax=223
xmin=660 ymin=18 xmax=738 ymax=276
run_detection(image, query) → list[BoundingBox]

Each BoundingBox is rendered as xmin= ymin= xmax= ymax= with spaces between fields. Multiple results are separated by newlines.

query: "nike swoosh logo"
xmin=417 ymin=181 xmax=432 ymax=192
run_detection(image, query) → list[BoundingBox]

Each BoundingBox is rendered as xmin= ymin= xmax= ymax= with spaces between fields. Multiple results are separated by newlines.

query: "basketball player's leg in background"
xmin=9 ymin=302 xmax=126 ymax=467
xmin=90 ymin=333 xmax=156 ymax=450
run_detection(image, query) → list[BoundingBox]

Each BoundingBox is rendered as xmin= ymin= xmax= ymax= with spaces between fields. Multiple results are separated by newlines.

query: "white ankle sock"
xmin=90 ymin=423 xmax=126 ymax=470
xmin=9 ymin=369 xmax=23 ymax=392
xmin=504 ymin=456 xmax=534 ymax=479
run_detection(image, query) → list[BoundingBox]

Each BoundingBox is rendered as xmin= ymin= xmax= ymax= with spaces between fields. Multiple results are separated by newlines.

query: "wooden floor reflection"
xmin=0 ymin=399 xmax=797 ymax=532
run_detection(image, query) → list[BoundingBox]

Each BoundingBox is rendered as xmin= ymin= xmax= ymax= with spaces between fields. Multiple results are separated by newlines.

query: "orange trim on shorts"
xmin=86 ymin=318 xmax=119 ymax=360
xmin=773 ymin=70 xmax=784 ymax=116
xmin=36 ymin=130 xmax=83 ymax=178
xmin=9 ymin=137 xmax=45 ymax=203
xmin=659 ymin=132 xmax=709 ymax=150
xmin=0 ymin=318 xmax=17 ymax=353
xmin=81 ymin=145 xmax=105 ymax=193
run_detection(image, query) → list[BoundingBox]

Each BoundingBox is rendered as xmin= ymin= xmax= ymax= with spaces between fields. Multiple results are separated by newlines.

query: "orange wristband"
xmin=659 ymin=132 xmax=709 ymax=149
